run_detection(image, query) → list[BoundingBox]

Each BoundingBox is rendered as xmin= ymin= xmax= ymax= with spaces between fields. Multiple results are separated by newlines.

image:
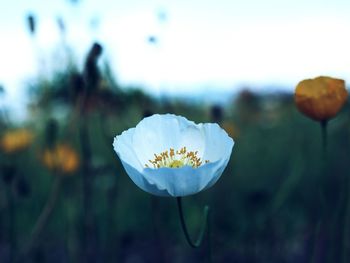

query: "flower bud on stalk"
xmin=26 ymin=14 xmax=36 ymax=36
xmin=295 ymin=76 xmax=348 ymax=122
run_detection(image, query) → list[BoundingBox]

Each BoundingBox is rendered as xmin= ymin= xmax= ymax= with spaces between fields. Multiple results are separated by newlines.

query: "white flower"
xmin=113 ymin=114 xmax=234 ymax=197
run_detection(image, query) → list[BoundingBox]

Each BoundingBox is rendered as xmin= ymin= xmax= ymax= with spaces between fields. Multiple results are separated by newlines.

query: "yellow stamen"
xmin=146 ymin=147 xmax=209 ymax=169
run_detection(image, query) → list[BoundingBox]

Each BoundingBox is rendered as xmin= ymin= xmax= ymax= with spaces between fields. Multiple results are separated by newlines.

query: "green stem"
xmin=176 ymin=197 xmax=211 ymax=262
xmin=321 ymin=120 xmax=328 ymax=158
xmin=321 ymin=120 xmax=329 ymax=262
xmin=16 ymin=176 xmax=62 ymax=261
xmin=310 ymin=120 xmax=329 ymax=263
xmin=342 ymin=175 xmax=350 ymax=263
xmin=79 ymin=120 xmax=98 ymax=263
xmin=320 ymin=120 xmax=328 ymax=212
xmin=7 ymin=187 xmax=15 ymax=263
xmin=30 ymin=176 xmax=62 ymax=240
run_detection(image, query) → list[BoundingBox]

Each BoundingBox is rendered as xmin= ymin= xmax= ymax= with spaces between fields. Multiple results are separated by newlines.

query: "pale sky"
xmin=1 ymin=0 xmax=350 ymax=117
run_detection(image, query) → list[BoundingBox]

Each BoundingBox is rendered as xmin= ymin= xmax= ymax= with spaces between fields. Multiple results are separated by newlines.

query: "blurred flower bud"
xmin=1 ymin=164 xmax=16 ymax=185
xmin=295 ymin=76 xmax=348 ymax=121
xmin=210 ymin=105 xmax=223 ymax=123
xmin=0 ymin=129 xmax=34 ymax=153
xmin=90 ymin=42 xmax=103 ymax=57
xmin=69 ymin=0 xmax=79 ymax=5
xmin=42 ymin=144 xmax=79 ymax=174
xmin=147 ymin=35 xmax=158 ymax=44
xmin=57 ymin=16 xmax=66 ymax=35
xmin=45 ymin=119 xmax=59 ymax=148
xmin=84 ymin=42 xmax=103 ymax=92
xmin=26 ymin=14 xmax=36 ymax=36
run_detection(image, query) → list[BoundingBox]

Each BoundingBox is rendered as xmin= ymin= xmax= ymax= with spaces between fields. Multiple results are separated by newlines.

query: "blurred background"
xmin=1 ymin=0 xmax=350 ymax=262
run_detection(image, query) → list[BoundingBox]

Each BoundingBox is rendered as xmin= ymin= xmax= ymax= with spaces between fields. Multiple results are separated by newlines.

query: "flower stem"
xmin=342 ymin=175 xmax=350 ymax=263
xmin=7 ymin=186 xmax=15 ymax=263
xmin=310 ymin=120 xmax=329 ymax=263
xmin=176 ymin=197 xmax=211 ymax=261
xmin=79 ymin=120 xmax=98 ymax=263
xmin=16 ymin=176 xmax=62 ymax=261
xmin=321 ymin=120 xmax=328 ymax=159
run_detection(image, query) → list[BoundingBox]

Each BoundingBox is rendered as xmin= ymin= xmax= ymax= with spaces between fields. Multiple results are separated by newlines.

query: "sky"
xmin=1 ymin=0 xmax=350 ymax=117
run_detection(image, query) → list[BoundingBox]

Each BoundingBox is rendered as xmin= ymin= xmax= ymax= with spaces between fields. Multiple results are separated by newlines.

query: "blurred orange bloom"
xmin=43 ymin=144 xmax=79 ymax=174
xmin=295 ymin=76 xmax=348 ymax=121
xmin=0 ymin=129 xmax=34 ymax=153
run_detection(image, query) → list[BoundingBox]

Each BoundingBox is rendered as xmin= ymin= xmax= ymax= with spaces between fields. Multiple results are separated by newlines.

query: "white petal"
xmin=143 ymin=160 xmax=228 ymax=197
xmin=119 ymin=159 xmax=170 ymax=196
xmin=113 ymin=128 xmax=142 ymax=171
xmin=178 ymin=124 xmax=205 ymax=157
xmin=132 ymin=114 xmax=198 ymax=166
xmin=113 ymin=129 xmax=170 ymax=196
xmin=200 ymin=123 xmax=234 ymax=162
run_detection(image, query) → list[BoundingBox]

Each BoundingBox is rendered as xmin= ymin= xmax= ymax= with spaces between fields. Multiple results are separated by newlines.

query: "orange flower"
xmin=0 ymin=129 xmax=34 ymax=153
xmin=295 ymin=76 xmax=348 ymax=121
xmin=43 ymin=144 xmax=79 ymax=174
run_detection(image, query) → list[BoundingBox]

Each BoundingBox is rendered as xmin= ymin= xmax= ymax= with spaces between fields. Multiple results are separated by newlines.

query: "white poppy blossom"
xmin=113 ymin=114 xmax=234 ymax=197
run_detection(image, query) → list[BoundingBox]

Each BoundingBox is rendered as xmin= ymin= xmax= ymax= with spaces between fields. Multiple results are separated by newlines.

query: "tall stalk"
xmin=16 ymin=176 xmax=62 ymax=261
xmin=310 ymin=120 xmax=328 ymax=263
xmin=79 ymin=120 xmax=97 ymax=263
xmin=176 ymin=197 xmax=211 ymax=262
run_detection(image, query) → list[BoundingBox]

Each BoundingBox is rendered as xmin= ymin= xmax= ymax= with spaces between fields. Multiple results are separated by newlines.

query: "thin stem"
xmin=342 ymin=175 xmax=350 ymax=263
xmin=321 ymin=120 xmax=328 ymax=158
xmin=320 ymin=120 xmax=328 ymax=211
xmin=7 ymin=187 xmax=15 ymax=263
xmin=31 ymin=176 xmax=62 ymax=240
xmin=16 ymin=176 xmax=62 ymax=261
xmin=310 ymin=120 xmax=329 ymax=263
xmin=80 ymin=120 xmax=97 ymax=263
xmin=176 ymin=197 xmax=209 ymax=248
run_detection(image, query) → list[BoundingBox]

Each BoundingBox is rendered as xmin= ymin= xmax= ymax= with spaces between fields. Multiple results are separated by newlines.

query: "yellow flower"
xmin=295 ymin=76 xmax=348 ymax=121
xmin=43 ymin=144 xmax=79 ymax=174
xmin=0 ymin=129 xmax=34 ymax=153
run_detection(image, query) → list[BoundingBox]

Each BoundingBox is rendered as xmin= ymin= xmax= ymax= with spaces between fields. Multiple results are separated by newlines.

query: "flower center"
xmin=146 ymin=147 xmax=209 ymax=169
